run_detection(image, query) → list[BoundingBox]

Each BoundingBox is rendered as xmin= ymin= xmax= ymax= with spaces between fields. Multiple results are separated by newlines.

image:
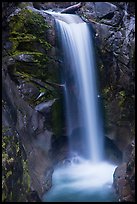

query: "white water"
xmin=43 ymin=157 xmax=117 ymax=202
xmin=55 ymin=13 xmax=104 ymax=162
xmin=43 ymin=12 xmax=117 ymax=202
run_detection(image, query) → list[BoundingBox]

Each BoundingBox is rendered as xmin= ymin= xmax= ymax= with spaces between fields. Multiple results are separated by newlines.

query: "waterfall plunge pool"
xmin=42 ymin=157 xmax=118 ymax=202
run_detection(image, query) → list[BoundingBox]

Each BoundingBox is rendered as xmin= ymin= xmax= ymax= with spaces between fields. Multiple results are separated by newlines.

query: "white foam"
xmin=43 ymin=159 xmax=117 ymax=202
xmin=53 ymin=160 xmax=117 ymax=190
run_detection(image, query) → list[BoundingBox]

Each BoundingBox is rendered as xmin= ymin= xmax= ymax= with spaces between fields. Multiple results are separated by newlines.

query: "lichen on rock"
xmin=2 ymin=127 xmax=31 ymax=202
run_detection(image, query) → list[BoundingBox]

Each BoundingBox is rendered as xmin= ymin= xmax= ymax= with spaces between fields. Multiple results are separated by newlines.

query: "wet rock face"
xmin=104 ymin=137 xmax=122 ymax=165
xmin=77 ymin=3 xmax=135 ymax=201
xmin=2 ymin=2 xmax=64 ymax=200
xmin=113 ymin=141 xmax=135 ymax=202
xmin=27 ymin=190 xmax=42 ymax=202
xmin=78 ymin=2 xmax=135 ymax=154
xmin=33 ymin=2 xmax=76 ymax=11
xmin=2 ymin=55 xmax=54 ymax=198
xmin=91 ymin=2 xmax=117 ymax=19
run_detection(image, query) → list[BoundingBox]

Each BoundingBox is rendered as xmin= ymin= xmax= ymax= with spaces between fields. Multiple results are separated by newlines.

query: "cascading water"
xmin=43 ymin=11 xmax=118 ymax=202
xmin=55 ymin=14 xmax=104 ymax=162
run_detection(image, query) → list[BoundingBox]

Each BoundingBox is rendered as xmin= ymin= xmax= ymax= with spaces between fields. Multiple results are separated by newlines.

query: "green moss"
xmin=8 ymin=7 xmax=60 ymax=103
xmin=34 ymin=83 xmax=59 ymax=106
xmin=102 ymin=86 xmax=113 ymax=101
xmin=9 ymin=8 xmax=51 ymax=55
xmin=9 ymin=8 xmax=50 ymax=35
xmin=118 ymin=90 xmax=126 ymax=107
xmin=11 ymin=51 xmax=58 ymax=82
xmin=15 ymin=71 xmax=32 ymax=81
xmin=8 ymin=7 xmax=55 ymax=83
xmin=18 ymin=2 xmax=33 ymax=9
xmin=7 ymin=6 xmax=62 ymax=127
xmin=102 ymin=87 xmax=110 ymax=96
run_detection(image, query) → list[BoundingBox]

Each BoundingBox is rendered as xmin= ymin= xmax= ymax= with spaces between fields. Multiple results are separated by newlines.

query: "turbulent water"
xmin=43 ymin=11 xmax=118 ymax=202
xmin=43 ymin=157 xmax=117 ymax=202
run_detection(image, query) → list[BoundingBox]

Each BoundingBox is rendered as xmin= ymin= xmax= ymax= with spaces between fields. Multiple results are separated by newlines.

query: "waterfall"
xmin=43 ymin=11 xmax=118 ymax=202
xmin=55 ymin=13 xmax=104 ymax=162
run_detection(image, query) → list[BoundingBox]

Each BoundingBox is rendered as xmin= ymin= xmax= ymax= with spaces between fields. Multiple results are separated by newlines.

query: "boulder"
xmin=92 ymin=2 xmax=117 ymax=19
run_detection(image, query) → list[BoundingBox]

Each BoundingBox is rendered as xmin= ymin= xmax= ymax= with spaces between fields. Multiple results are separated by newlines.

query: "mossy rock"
xmin=9 ymin=8 xmax=52 ymax=60
xmin=7 ymin=6 xmax=64 ymax=139
xmin=2 ymin=127 xmax=30 ymax=202
xmin=8 ymin=8 xmax=60 ymax=88
xmin=14 ymin=57 xmax=59 ymax=83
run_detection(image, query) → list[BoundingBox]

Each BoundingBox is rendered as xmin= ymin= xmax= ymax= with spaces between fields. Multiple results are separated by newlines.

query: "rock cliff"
xmin=2 ymin=2 xmax=135 ymax=202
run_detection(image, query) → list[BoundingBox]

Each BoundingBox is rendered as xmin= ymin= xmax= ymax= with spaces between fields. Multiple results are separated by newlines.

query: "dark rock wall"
xmin=78 ymin=1 xmax=135 ymax=154
xmin=77 ymin=3 xmax=135 ymax=202
xmin=113 ymin=141 xmax=135 ymax=202
xmin=2 ymin=2 xmax=65 ymax=201
xmin=2 ymin=2 xmax=135 ymax=202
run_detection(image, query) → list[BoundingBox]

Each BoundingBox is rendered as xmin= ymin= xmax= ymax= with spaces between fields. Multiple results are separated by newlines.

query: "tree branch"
xmin=61 ymin=2 xmax=83 ymax=14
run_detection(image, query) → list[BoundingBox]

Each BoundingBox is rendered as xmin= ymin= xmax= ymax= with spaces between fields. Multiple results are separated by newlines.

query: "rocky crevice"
xmin=2 ymin=2 xmax=135 ymax=202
